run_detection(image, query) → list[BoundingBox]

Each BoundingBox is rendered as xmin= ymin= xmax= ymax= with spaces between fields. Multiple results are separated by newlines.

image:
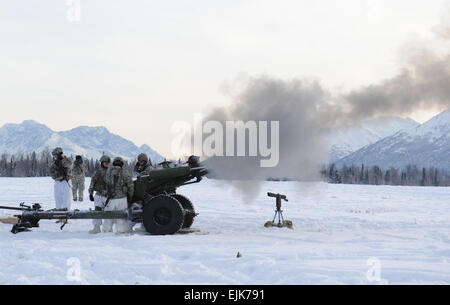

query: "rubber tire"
xmin=143 ymin=195 xmax=185 ymax=235
xmin=171 ymin=194 xmax=195 ymax=229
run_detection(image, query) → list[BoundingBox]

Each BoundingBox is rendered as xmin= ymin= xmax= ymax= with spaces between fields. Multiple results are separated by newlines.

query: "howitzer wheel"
xmin=143 ymin=195 xmax=185 ymax=235
xmin=171 ymin=194 xmax=196 ymax=229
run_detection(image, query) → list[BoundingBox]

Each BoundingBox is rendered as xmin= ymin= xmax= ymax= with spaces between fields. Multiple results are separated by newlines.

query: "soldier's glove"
xmin=89 ymin=194 xmax=95 ymax=202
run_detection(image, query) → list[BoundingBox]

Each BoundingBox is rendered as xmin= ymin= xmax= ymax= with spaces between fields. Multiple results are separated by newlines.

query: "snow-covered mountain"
xmin=327 ymin=116 xmax=419 ymax=162
xmin=335 ymin=109 xmax=450 ymax=170
xmin=0 ymin=120 xmax=164 ymax=163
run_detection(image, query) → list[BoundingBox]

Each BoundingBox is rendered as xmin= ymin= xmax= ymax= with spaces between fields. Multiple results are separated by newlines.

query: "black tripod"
xmin=267 ymin=192 xmax=289 ymax=228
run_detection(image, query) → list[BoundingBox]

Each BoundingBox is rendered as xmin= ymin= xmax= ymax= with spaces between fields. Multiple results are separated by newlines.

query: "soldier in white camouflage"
xmin=134 ymin=153 xmax=155 ymax=176
xmin=88 ymin=155 xmax=110 ymax=234
xmin=50 ymin=147 xmax=73 ymax=215
xmin=72 ymin=155 xmax=87 ymax=202
xmin=103 ymin=156 xmax=134 ymax=234
xmin=129 ymin=153 xmax=154 ymax=231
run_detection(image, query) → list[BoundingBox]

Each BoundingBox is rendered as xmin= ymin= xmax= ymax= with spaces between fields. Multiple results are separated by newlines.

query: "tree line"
xmin=0 ymin=149 xmax=135 ymax=178
xmin=1 ymin=150 xmax=449 ymax=187
xmin=321 ymin=163 xmax=450 ymax=187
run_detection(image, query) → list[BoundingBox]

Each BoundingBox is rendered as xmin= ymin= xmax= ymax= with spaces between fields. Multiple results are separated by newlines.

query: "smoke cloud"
xmin=341 ymin=51 xmax=450 ymax=122
xmin=204 ymin=78 xmax=330 ymax=181
xmin=201 ymin=15 xmax=450 ymax=195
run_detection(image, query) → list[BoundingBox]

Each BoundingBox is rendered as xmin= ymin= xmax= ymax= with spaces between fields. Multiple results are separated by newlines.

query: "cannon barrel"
xmin=146 ymin=166 xmax=191 ymax=180
xmin=133 ymin=159 xmax=208 ymax=201
xmin=140 ymin=165 xmax=207 ymax=181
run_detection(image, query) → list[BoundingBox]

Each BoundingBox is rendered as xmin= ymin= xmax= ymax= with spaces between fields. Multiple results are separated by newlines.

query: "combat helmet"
xmin=112 ymin=156 xmax=125 ymax=167
xmin=137 ymin=153 xmax=149 ymax=163
xmin=100 ymin=155 xmax=111 ymax=164
xmin=100 ymin=155 xmax=111 ymax=168
xmin=52 ymin=147 xmax=63 ymax=156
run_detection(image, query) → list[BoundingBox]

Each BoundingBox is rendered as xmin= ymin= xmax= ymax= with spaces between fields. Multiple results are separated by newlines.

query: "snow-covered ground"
xmin=0 ymin=177 xmax=449 ymax=284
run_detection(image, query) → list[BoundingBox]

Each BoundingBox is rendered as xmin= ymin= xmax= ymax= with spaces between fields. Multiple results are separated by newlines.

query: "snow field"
xmin=0 ymin=178 xmax=449 ymax=284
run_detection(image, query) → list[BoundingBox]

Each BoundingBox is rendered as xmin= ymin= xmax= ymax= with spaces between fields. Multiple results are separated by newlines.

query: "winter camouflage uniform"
xmin=89 ymin=167 xmax=108 ymax=198
xmin=50 ymin=156 xmax=73 ymax=182
xmin=50 ymin=147 xmax=73 ymax=211
xmin=134 ymin=153 xmax=155 ymax=176
xmin=72 ymin=156 xmax=87 ymax=201
xmin=103 ymin=157 xmax=134 ymax=233
xmin=105 ymin=160 xmax=134 ymax=200
xmin=88 ymin=155 xmax=110 ymax=232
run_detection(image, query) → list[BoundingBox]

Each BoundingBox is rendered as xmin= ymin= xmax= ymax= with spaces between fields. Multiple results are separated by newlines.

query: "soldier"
xmin=49 ymin=147 xmax=73 ymax=215
xmin=88 ymin=155 xmax=110 ymax=234
xmin=130 ymin=152 xmax=153 ymax=231
xmin=103 ymin=156 xmax=134 ymax=234
xmin=72 ymin=155 xmax=87 ymax=202
xmin=134 ymin=153 xmax=154 ymax=176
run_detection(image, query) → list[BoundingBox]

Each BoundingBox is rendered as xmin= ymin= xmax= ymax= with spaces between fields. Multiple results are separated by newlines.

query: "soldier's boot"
xmin=78 ymin=197 xmax=83 ymax=202
xmin=133 ymin=223 xmax=146 ymax=232
xmin=89 ymin=225 xmax=101 ymax=234
xmin=102 ymin=220 xmax=113 ymax=233
xmin=73 ymin=197 xmax=78 ymax=201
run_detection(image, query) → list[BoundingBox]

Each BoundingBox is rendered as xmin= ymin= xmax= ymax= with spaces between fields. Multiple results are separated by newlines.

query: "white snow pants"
xmin=54 ymin=180 xmax=72 ymax=210
xmin=102 ymin=197 xmax=129 ymax=233
xmin=93 ymin=194 xmax=107 ymax=227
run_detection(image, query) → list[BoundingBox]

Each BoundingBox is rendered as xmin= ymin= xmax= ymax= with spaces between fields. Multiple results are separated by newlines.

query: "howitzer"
xmin=0 ymin=156 xmax=208 ymax=235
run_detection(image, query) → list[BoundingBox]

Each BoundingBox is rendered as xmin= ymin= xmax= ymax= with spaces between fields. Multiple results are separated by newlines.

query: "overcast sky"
xmin=0 ymin=0 xmax=449 ymax=157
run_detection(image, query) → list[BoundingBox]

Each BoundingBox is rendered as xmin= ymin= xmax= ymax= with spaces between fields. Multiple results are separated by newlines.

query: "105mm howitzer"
xmin=0 ymin=156 xmax=208 ymax=235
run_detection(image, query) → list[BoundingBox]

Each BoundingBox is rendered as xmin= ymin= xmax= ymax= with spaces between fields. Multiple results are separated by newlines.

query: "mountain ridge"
xmin=327 ymin=116 xmax=419 ymax=162
xmin=335 ymin=109 xmax=450 ymax=170
xmin=0 ymin=120 xmax=164 ymax=163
